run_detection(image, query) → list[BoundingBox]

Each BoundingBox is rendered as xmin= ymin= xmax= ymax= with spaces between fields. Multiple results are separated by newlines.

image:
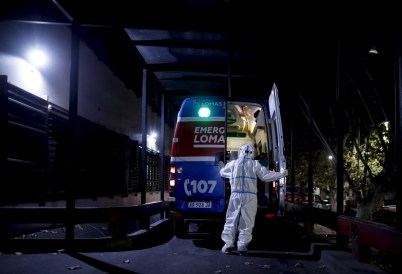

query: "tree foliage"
xmin=287 ymin=36 xmax=397 ymax=219
xmin=343 ymin=123 xmax=389 ymax=200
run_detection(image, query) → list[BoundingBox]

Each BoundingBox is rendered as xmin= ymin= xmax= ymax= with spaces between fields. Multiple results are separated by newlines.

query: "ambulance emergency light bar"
xmin=198 ymin=107 xmax=211 ymax=118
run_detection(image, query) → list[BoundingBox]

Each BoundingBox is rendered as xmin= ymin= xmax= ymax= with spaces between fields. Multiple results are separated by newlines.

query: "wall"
xmin=0 ymin=21 xmax=173 ymax=155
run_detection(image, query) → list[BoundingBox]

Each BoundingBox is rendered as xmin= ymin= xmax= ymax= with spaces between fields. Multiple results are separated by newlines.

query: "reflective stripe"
xmin=194 ymin=144 xmax=225 ymax=148
xmin=232 ymin=191 xmax=257 ymax=195
xmin=171 ymin=156 xmax=215 ymax=161
xmin=230 ymin=176 xmax=257 ymax=180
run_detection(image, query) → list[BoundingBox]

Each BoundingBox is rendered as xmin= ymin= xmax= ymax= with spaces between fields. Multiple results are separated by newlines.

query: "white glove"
xmin=218 ymin=161 xmax=225 ymax=170
xmin=281 ymin=169 xmax=288 ymax=177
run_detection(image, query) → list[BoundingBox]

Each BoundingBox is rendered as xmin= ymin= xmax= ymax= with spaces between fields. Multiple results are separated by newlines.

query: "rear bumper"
xmin=169 ymin=209 xmax=226 ymax=222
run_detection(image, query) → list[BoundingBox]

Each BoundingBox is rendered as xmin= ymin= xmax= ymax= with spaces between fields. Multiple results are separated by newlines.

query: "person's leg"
xmin=236 ymin=195 xmax=257 ymax=253
xmin=221 ymin=194 xmax=241 ymax=253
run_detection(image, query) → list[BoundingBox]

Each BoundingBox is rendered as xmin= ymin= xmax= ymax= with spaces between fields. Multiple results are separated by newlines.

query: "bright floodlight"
xmin=29 ymin=50 xmax=47 ymax=67
xmin=147 ymin=134 xmax=156 ymax=142
xmin=198 ymin=107 xmax=210 ymax=118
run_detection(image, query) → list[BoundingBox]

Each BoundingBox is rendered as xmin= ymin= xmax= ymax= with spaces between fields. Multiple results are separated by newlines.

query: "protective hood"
xmin=238 ymin=143 xmax=254 ymax=158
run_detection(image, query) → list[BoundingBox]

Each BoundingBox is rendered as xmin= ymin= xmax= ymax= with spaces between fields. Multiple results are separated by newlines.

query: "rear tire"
xmin=174 ymin=219 xmax=188 ymax=238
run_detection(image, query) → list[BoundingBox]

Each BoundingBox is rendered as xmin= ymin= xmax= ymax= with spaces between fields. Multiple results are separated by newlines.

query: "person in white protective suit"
xmin=218 ymin=143 xmax=288 ymax=255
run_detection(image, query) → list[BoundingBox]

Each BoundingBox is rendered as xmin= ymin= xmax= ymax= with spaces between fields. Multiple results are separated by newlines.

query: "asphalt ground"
xmin=0 ymin=217 xmax=389 ymax=274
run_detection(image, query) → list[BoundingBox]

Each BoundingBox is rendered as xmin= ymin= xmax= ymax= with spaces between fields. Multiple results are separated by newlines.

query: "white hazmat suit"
xmin=219 ymin=143 xmax=287 ymax=254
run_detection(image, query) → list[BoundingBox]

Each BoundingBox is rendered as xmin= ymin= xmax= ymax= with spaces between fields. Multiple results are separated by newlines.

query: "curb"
xmin=320 ymin=250 xmax=387 ymax=274
xmin=1 ymin=218 xmax=174 ymax=253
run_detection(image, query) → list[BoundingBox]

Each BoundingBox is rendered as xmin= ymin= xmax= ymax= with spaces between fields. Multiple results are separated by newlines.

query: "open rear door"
xmin=268 ymin=83 xmax=287 ymax=216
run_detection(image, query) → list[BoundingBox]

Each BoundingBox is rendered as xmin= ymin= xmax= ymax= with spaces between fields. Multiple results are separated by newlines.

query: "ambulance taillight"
xmin=169 ymin=164 xmax=176 ymax=188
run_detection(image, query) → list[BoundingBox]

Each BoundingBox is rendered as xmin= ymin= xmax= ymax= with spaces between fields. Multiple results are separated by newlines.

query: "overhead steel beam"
xmin=162 ymin=89 xmax=227 ymax=97
xmin=148 ymin=63 xmax=229 ymax=74
xmin=115 ymin=28 xmax=179 ymax=111
xmin=48 ymin=0 xmax=346 ymax=33
xmin=50 ymin=0 xmax=232 ymax=32
xmin=51 ymin=0 xmax=74 ymax=21
xmin=131 ymin=40 xmax=227 ymax=50
xmin=158 ymin=76 xmax=226 ymax=83
xmin=154 ymin=71 xmax=260 ymax=80
xmin=131 ymin=39 xmax=264 ymax=53
xmin=148 ymin=62 xmax=263 ymax=75
xmin=0 ymin=0 xmax=71 ymax=25
xmin=159 ymin=77 xmax=228 ymax=84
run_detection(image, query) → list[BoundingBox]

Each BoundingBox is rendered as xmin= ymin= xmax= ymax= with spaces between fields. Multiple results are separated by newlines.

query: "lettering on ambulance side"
xmin=193 ymin=100 xmax=224 ymax=107
xmin=194 ymin=126 xmax=225 ymax=144
xmin=184 ymin=179 xmax=217 ymax=196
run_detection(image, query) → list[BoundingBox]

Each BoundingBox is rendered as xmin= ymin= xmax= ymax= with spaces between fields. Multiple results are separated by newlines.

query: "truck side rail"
xmin=0 ymin=201 xmax=172 ymax=252
xmin=338 ymin=215 xmax=402 ymax=263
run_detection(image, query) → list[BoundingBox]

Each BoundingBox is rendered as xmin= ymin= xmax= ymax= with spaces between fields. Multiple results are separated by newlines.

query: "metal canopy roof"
xmin=1 ymin=0 xmax=397 ymax=110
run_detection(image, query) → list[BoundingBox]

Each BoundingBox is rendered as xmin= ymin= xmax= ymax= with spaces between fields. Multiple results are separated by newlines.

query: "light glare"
xmin=198 ymin=107 xmax=210 ymax=118
xmin=29 ymin=50 xmax=47 ymax=67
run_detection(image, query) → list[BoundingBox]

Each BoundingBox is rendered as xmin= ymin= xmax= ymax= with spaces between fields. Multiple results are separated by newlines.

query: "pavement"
xmin=0 ymin=217 xmax=390 ymax=274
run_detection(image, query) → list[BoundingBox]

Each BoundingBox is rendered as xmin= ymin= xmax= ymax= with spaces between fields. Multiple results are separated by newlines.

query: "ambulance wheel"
xmin=174 ymin=219 xmax=188 ymax=238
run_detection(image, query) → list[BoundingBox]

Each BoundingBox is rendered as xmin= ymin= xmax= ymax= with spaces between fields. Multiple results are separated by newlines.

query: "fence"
xmin=0 ymin=201 xmax=172 ymax=252
xmin=286 ymin=200 xmax=402 ymax=265
xmin=338 ymin=215 xmax=402 ymax=263
xmin=0 ymin=76 xmax=171 ymax=205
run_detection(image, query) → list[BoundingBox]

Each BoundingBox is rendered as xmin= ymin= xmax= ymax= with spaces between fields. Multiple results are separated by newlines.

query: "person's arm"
xmin=254 ymin=161 xmax=268 ymax=180
xmin=254 ymin=161 xmax=287 ymax=182
xmin=219 ymin=161 xmax=233 ymax=178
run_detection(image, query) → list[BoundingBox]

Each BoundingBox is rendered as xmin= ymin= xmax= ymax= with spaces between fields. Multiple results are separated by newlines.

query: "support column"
xmin=226 ymin=32 xmax=232 ymax=97
xmin=160 ymin=94 xmax=165 ymax=203
xmin=0 ymin=75 xmax=8 ymax=207
xmin=141 ymin=69 xmax=148 ymax=204
xmin=290 ymin=112 xmax=295 ymax=203
xmin=305 ymin=91 xmax=314 ymax=232
xmin=307 ymin=91 xmax=313 ymax=208
xmin=336 ymin=38 xmax=344 ymax=216
xmin=395 ymin=29 xmax=402 ymax=230
xmin=66 ymin=21 xmax=80 ymax=251
xmin=159 ymin=94 xmax=166 ymax=219
xmin=0 ymin=76 xmax=7 ymax=246
xmin=335 ymin=38 xmax=348 ymax=249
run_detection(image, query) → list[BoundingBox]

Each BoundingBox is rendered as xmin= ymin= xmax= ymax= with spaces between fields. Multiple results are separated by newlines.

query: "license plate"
xmin=188 ymin=202 xmax=212 ymax=208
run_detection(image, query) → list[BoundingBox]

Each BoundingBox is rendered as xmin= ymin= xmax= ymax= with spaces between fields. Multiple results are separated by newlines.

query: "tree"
xmin=287 ymin=119 xmax=337 ymax=207
xmin=291 ymin=37 xmax=397 ymax=220
xmin=343 ymin=115 xmax=392 ymax=219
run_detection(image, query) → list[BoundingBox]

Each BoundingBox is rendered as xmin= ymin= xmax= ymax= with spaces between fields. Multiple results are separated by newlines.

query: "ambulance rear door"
xmin=268 ymin=83 xmax=287 ymax=216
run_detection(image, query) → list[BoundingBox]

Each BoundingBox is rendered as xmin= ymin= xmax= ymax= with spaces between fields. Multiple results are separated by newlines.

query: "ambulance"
xmin=168 ymin=84 xmax=287 ymax=238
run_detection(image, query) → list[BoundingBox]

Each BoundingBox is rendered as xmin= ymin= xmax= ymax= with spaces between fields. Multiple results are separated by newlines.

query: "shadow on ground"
xmin=189 ymin=216 xmax=333 ymax=255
